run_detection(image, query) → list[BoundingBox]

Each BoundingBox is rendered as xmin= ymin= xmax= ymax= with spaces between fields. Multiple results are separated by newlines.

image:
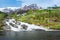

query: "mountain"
xmin=16 ymin=4 xmax=42 ymax=14
xmin=22 ymin=4 xmax=39 ymax=11
xmin=0 ymin=7 xmax=20 ymax=14
xmin=0 ymin=4 xmax=42 ymax=14
xmin=0 ymin=7 xmax=20 ymax=12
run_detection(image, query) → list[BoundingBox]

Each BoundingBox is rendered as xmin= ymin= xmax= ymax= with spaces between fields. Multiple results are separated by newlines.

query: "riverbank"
xmin=0 ymin=9 xmax=60 ymax=31
xmin=2 ymin=18 xmax=60 ymax=31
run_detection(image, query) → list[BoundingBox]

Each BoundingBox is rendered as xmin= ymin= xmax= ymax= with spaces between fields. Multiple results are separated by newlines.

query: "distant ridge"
xmin=0 ymin=7 xmax=20 ymax=12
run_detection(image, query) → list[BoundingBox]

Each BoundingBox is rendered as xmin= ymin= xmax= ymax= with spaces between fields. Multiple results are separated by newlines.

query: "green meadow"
xmin=0 ymin=9 xmax=60 ymax=30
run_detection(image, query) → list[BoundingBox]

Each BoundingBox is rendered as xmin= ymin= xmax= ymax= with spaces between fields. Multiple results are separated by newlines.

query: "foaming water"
xmin=3 ymin=19 xmax=55 ymax=31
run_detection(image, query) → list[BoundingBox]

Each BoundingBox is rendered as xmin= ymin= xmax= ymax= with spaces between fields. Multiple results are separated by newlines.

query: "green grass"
xmin=4 ymin=9 xmax=60 ymax=29
xmin=0 ymin=11 xmax=7 ymax=30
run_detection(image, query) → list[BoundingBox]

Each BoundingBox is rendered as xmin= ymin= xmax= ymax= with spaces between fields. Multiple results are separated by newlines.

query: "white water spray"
xmin=3 ymin=18 xmax=54 ymax=31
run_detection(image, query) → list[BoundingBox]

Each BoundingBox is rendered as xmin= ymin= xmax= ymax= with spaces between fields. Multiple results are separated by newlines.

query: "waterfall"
xmin=3 ymin=18 xmax=54 ymax=31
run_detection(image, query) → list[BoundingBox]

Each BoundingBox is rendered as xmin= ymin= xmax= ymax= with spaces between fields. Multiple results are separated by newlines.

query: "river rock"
xmin=21 ymin=24 xmax=28 ymax=30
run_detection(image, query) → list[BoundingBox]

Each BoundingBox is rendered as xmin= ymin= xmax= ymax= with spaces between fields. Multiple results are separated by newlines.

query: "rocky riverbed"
xmin=2 ymin=18 xmax=60 ymax=31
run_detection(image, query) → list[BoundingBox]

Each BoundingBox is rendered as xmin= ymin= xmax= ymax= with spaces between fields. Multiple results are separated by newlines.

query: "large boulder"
xmin=21 ymin=24 xmax=28 ymax=30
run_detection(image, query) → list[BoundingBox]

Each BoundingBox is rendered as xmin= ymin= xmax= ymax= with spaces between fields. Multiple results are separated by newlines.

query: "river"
xmin=0 ymin=31 xmax=60 ymax=40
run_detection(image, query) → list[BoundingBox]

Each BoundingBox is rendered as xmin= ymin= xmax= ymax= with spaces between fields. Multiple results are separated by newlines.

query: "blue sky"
xmin=0 ymin=0 xmax=22 ymax=8
xmin=0 ymin=0 xmax=60 ymax=8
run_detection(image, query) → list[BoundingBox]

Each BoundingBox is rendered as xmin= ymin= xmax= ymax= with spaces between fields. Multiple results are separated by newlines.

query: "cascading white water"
xmin=3 ymin=18 xmax=54 ymax=31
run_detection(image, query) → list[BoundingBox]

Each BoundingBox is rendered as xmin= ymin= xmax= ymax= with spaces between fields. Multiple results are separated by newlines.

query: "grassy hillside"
xmin=2 ymin=9 xmax=60 ymax=30
xmin=0 ymin=11 xmax=7 ymax=30
xmin=14 ymin=9 xmax=60 ymax=29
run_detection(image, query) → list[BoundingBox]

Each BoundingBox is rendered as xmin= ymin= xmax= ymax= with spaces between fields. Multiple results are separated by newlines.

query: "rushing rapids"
xmin=2 ymin=18 xmax=55 ymax=31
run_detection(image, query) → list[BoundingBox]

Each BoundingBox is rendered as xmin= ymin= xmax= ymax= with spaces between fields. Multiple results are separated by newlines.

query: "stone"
xmin=21 ymin=24 xmax=28 ymax=30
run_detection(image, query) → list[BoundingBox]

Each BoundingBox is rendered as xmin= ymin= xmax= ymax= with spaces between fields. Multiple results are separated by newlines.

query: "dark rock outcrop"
xmin=21 ymin=24 xmax=28 ymax=30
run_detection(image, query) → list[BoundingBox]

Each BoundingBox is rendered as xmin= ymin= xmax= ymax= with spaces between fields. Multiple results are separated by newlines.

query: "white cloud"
xmin=0 ymin=7 xmax=20 ymax=11
xmin=53 ymin=0 xmax=60 ymax=5
xmin=20 ymin=0 xmax=35 ymax=7
xmin=0 ymin=8 xmax=5 ymax=11
xmin=15 ymin=0 xmax=60 ymax=8
xmin=7 ymin=7 xmax=20 ymax=9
